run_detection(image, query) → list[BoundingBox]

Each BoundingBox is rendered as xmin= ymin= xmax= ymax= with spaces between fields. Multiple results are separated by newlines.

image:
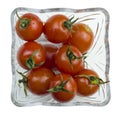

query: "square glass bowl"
xmin=11 ymin=7 xmax=110 ymax=106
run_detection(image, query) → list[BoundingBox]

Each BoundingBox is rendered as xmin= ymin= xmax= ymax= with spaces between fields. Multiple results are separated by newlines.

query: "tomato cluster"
xmin=16 ymin=12 xmax=108 ymax=103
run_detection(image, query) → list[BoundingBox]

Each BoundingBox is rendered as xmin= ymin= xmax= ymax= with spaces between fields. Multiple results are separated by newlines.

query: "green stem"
xmin=63 ymin=16 xmax=79 ymax=32
xmin=26 ymin=50 xmax=43 ymax=69
xmin=16 ymin=11 xmax=31 ymax=29
xmin=77 ymin=74 xmax=109 ymax=85
xmin=17 ymin=70 xmax=28 ymax=96
xmin=17 ymin=70 xmax=27 ymax=79
xmin=48 ymin=75 xmax=71 ymax=93
xmin=66 ymin=45 xmax=82 ymax=65
xmin=16 ymin=11 xmax=22 ymax=20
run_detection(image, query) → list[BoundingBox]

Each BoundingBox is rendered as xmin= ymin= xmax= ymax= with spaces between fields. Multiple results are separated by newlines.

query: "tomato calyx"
xmin=17 ymin=71 xmax=28 ymax=96
xmin=66 ymin=46 xmax=82 ymax=65
xmin=63 ymin=16 xmax=79 ymax=32
xmin=76 ymin=74 xmax=109 ymax=85
xmin=16 ymin=11 xmax=31 ymax=29
xmin=48 ymin=75 xmax=71 ymax=93
xmin=26 ymin=50 xmax=44 ymax=69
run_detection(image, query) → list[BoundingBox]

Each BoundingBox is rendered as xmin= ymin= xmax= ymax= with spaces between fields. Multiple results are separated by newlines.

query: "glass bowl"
xmin=11 ymin=7 xmax=110 ymax=106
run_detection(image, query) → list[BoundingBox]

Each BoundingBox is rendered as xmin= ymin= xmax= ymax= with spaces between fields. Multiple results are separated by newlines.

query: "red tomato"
xmin=74 ymin=69 xmax=101 ymax=96
xmin=68 ymin=23 xmax=94 ymax=54
xmin=43 ymin=44 xmax=58 ymax=69
xmin=27 ymin=67 xmax=54 ymax=95
xmin=43 ymin=14 xmax=76 ymax=43
xmin=55 ymin=45 xmax=85 ymax=75
xmin=16 ymin=13 xmax=43 ymax=41
xmin=49 ymin=74 xmax=77 ymax=102
xmin=17 ymin=41 xmax=46 ymax=69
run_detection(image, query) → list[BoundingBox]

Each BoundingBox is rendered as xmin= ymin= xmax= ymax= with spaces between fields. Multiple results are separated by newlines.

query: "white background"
xmin=0 ymin=0 xmax=119 ymax=118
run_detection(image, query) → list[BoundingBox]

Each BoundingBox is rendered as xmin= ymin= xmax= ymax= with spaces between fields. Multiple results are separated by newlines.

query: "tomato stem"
xmin=16 ymin=11 xmax=31 ymax=29
xmin=64 ymin=16 xmax=79 ymax=32
xmin=48 ymin=75 xmax=72 ymax=93
xmin=26 ymin=50 xmax=37 ymax=69
xmin=82 ymin=53 xmax=88 ymax=67
xmin=17 ymin=70 xmax=28 ymax=96
xmin=16 ymin=11 xmax=22 ymax=20
xmin=69 ymin=16 xmax=79 ymax=24
xmin=76 ymin=74 xmax=109 ymax=85
xmin=26 ymin=50 xmax=44 ymax=69
xmin=66 ymin=45 xmax=82 ymax=65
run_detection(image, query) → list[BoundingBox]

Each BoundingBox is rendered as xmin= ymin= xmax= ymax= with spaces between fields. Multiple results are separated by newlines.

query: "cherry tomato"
xmin=27 ymin=67 xmax=54 ymax=95
xmin=16 ymin=13 xmax=43 ymax=41
xmin=43 ymin=44 xmax=58 ymax=69
xmin=48 ymin=74 xmax=77 ymax=102
xmin=43 ymin=14 xmax=77 ymax=43
xmin=68 ymin=23 xmax=94 ymax=54
xmin=55 ymin=45 xmax=85 ymax=75
xmin=17 ymin=41 xmax=46 ymax=69
xmin=74 ymin=69 xmax=104 ymax=96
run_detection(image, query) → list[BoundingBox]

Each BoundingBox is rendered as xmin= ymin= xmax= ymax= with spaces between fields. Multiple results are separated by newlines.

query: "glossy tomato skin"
xmin=74 ymin=69 xmax=99 ymax=96
xmin=55 ymin=45 xmax=85 ymax=75
xmin=50 ymin=74 xmax=77 ymax=102
xmin=17 ymin=41 xmax=46 ymax=69
xmin=43 ymin=14 xmax=70 ymax=43
xmin=43 ymin=44 xmax=58 ymax=69
xmin=27 ymin=67 xmax=54 ymax=95
xmin=68 ymin=23 xmax=94 ymax=54
xmin=16 ymin=13 xmax=43 ymax=41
